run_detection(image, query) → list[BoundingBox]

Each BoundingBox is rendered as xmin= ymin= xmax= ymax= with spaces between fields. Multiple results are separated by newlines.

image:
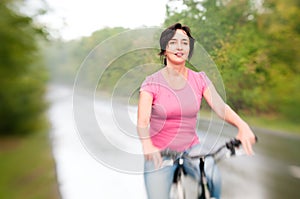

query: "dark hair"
xmin=159 ymin=23 xmax=195 ymax=65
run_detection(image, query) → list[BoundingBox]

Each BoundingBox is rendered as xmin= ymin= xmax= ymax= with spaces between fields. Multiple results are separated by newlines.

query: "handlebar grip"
xmin=226 ymin=135 xmax=258 ymax=156
xmin=230 ymin=134 xmax=258 ymax=146
xmin=226 ymin=138 xmax=241 ymax=149
xmin=232 ymin=138 xmax=242 ymax=147
xmin=226 ymin=138 xmax=241 ymax=156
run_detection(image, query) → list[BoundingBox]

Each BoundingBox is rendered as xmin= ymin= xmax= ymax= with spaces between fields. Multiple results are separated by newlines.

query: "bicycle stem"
xmin=200 ymin=158 xmax=211 ymax=199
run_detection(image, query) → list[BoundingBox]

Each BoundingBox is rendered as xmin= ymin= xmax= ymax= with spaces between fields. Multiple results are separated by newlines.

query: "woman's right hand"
xmin=138 ymin=90 xmax=162 ymax=168
xmin=143 ymin=142 xmax=162 ymax=169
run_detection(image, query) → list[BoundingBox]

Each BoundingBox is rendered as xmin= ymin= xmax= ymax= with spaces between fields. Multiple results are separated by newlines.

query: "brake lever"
xmin=226 ymin=138 xmax=241 ymax=156
xmin=227 ymin=135 xmax=258 ymax=156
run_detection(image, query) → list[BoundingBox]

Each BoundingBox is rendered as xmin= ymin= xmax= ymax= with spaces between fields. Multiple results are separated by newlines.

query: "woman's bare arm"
xmin=203 ymin=84 xmax=256 ymax=155
xmin=137 ymin=91 xmax=162 ymax=168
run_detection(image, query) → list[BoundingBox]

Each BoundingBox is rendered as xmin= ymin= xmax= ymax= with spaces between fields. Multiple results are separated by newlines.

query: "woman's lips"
xmin=175 ymin=52 xmax=184 ymax=57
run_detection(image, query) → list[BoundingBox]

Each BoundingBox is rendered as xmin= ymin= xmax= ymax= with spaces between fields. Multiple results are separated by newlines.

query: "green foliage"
xmin=43 ymin=27 xmax=128 ymax=84
xmin=43 ymin=27 xmax=165 ymax=99
xmin=0 ymin=0 xmax=49 ymax=135
xmin=43 ymin=0 xmax=300 ymax=124
xmin=0 ymin=132 xmax=60 ymax=198
xmin=165 ymin=0 xmax=300 ymax=123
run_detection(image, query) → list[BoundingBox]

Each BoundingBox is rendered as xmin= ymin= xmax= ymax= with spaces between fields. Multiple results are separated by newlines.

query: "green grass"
xmin=0 ymin=132 xmax=60 ymax=199
xmin=242 ymin=114 xmax=300 ymax=135
xmin=199 ymin=109 xmax=300 ymax=135
xmin=1 ymin=110 xmax=296 ymax=199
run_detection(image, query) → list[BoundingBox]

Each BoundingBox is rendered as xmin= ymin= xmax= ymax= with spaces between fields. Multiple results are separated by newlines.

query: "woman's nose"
xmin=176 ymin=42 xmax=183 ymax=50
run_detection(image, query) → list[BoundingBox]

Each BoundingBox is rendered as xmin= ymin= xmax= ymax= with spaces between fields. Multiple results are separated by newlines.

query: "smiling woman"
xmin=137 ymin=22 xmax=257 ymax=199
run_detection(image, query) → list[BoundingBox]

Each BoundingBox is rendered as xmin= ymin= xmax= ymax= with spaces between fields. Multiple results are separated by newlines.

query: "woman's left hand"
xmin=236 ymin=123 xmax=257 ymax=155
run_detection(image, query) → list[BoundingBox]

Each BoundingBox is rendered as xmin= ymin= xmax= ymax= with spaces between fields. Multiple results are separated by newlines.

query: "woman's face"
xmin=165 ymin=29 xmax=190 ymax=65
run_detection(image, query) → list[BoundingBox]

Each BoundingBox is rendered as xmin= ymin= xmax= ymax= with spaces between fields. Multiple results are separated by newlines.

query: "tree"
xmin=164 ymin=0 xmax=300 ymax=123
xmin=0 ymin=0 xmax=49 ymax=135
xmin=43 ymin=27 xmax=128 ymax=84
xmin=258 ymin=0 xmax=300 ymax=122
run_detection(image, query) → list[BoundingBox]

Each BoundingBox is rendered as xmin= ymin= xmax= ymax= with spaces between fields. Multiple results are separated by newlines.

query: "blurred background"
xmin=0 ymin=0 xmax=299 ymax=198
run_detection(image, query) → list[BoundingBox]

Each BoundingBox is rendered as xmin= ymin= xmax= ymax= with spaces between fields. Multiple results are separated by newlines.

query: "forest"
xmin=0 ymin=0 xmax=48 ymax=136
xmin=0 ymin=0 xmax=300 ymax=198
xmin=0 ymin=0 xmax=299 ymax=136
xmin=44 ymin=0 xmax=300 ymax=126
xmin=0 ymin=1 xmax=299 ymax=198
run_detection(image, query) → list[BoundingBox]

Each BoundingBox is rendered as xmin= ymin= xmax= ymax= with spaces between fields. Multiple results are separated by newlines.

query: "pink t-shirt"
xmin=140 ymin=68 xmax=211 ymax=151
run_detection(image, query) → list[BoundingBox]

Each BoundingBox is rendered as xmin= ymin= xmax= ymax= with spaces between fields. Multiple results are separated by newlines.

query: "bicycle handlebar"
xmin=225 ymin=138 xmax=242 ymax=156
xmin=226 ymin=135 xmax=258 ymax=156
xmin=161 ymin=136 xmax=258 ymax=159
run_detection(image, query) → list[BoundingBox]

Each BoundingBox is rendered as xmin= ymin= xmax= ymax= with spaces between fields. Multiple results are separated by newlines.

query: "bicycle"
xmin=161 ymin=138 xmax=251 ymax=199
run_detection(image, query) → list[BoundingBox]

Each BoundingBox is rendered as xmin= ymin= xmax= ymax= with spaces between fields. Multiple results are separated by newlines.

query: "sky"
xmin=35 ymin=0 xmax=170 ymax=40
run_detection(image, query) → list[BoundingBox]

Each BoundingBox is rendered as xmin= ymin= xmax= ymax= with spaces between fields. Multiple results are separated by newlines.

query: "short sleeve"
xmin=140 ymin=75 xmax=157 ymax=99
xmin=198 ymin=72 xmax=211 ymax=93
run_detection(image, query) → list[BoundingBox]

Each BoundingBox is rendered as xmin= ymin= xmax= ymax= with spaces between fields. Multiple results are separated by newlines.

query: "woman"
xmin=137 ymin=23 xmax=256 ymax=199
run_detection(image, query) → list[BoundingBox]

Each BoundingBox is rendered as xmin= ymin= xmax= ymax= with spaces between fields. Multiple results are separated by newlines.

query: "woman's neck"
xmin=165 ymin=64 xmax=187 ymax=77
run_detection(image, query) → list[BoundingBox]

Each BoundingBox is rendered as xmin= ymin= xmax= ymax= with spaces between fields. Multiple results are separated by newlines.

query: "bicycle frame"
xmin=161 ymin=138 xmax=243 ymax=199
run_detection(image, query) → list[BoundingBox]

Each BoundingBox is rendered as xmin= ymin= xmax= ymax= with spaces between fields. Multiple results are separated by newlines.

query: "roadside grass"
xmin=0 ymin=131 xmax=60 ymax=199
xmin=199 ymin=109 xmax=300 ymax=135
xmin=242 ymin=114 xmax=300 ymax=135
xmin=0 ymin=109 xmax=297 ymax=199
